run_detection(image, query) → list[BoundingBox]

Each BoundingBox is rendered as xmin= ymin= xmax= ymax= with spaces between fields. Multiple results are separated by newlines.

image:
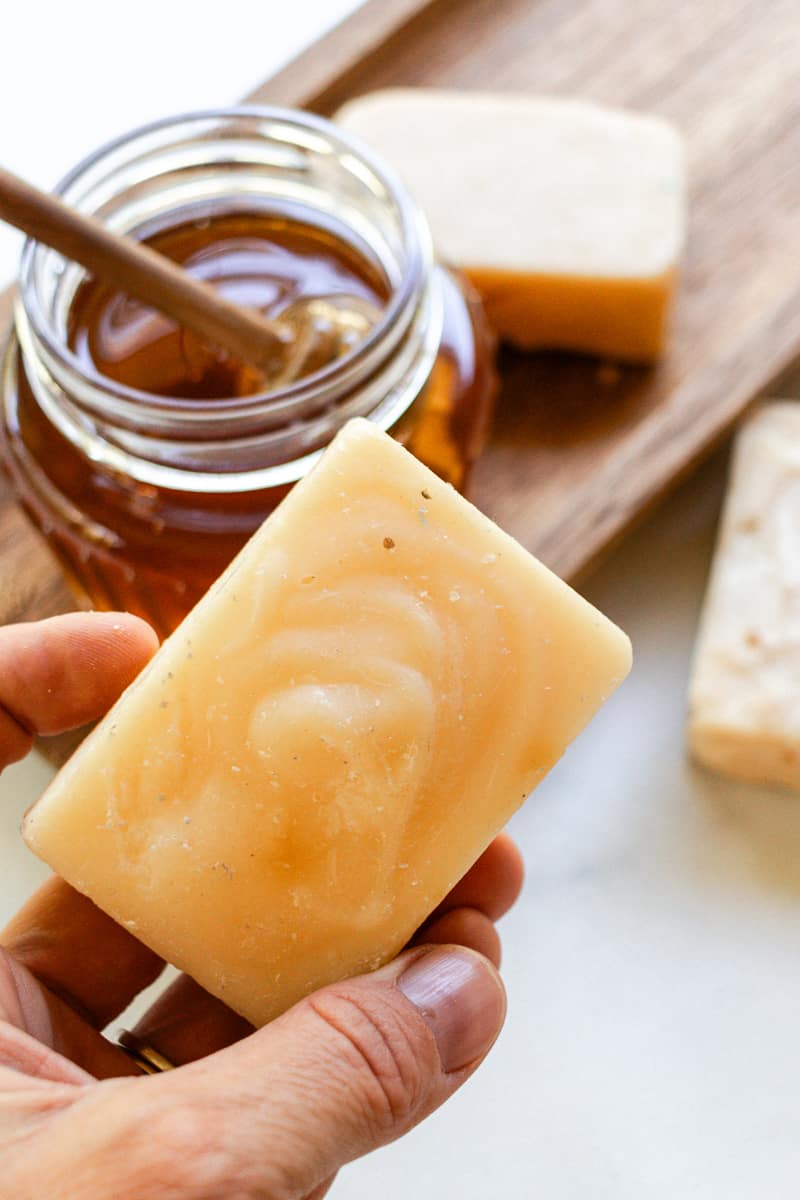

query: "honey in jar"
xmin=1 ymin=109 xmax=496 ymax=637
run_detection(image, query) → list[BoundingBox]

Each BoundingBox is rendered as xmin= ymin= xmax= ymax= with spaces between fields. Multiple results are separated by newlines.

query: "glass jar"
xmin=1 ymin=108 xmax=496 ymax=638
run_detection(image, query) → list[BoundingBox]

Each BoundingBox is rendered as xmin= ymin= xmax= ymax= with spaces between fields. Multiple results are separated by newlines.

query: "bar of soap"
xmin=336 ymin=89 xmax=687 ymax=362
xmin=688 ymin=403 xmax=800 ymax=792
xmin=24 ymin=420 xmax=631 ymax=1025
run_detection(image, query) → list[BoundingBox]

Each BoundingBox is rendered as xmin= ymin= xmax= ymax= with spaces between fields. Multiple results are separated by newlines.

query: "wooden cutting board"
xmin=2 ymin=0 xmax=800 ymax=628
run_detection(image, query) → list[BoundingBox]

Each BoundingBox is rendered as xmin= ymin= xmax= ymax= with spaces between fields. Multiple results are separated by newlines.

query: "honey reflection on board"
xmin=471 ymin=348 xmax=659 ymax=580
xmin=493 ymin=347 xmax=657 ymax=448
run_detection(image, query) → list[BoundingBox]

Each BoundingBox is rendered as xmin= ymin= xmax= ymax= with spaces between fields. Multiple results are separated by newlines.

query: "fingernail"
xmin=398 ymin=946 xmax=506 ymax=1073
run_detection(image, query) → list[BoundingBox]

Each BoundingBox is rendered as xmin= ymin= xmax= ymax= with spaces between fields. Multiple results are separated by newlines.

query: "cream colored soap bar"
xmin=336 ymin=89 xmax=687 ymax=361
xmin=689 ymin=404 xmax=800 ymax=792
xmin=25 ymin=420 xmax=631 ymax=1026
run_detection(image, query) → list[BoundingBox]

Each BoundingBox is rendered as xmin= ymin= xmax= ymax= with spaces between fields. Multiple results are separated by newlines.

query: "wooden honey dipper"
xmin=0 ymin=165 xmax=379 ymax=387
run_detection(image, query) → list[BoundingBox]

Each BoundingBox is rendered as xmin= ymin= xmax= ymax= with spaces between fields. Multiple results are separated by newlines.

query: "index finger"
xmin=0 ymin=612 xmax=158 ymax=767
xmin=1 ymin=611 xmax=164 ymax=1029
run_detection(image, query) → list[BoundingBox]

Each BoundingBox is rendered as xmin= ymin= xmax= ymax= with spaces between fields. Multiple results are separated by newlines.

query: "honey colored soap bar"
xmin=336 ymin=89 xmax=687 ymax=362
xmin=688 ymin=404 xmax=800 ymax=792
xmin=25 ymin=420 xmax=631 ymax=1026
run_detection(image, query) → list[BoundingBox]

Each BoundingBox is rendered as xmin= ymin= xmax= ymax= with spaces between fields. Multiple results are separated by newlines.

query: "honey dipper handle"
xmin=0 ymin=165 xmax=291 ymax=371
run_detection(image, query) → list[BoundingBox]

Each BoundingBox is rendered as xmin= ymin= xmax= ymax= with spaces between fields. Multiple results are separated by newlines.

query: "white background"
xmin=0 ymin=0 xmax=362 ymax=279
xmin=3 ymin=4 xmax=800 ymax=1198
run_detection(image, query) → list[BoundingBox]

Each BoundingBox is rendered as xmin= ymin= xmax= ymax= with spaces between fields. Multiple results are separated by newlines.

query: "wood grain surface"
xmin=2 ymin=0 xmax=799 ymax=632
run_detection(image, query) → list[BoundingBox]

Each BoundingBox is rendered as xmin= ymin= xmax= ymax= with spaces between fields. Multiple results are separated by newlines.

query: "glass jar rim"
xmin=18 ymin=105 xmax=434 ymax=426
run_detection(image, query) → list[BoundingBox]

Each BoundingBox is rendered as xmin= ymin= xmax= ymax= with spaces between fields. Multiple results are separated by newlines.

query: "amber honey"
xmin=1 ymin=110 xmax=496 ymax=637
xmin=67 ymin=214 xmax=391 ymax=401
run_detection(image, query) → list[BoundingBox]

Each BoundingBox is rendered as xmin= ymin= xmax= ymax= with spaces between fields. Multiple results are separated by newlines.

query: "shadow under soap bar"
xmin=24 ymin=419 xmax=631 ymax=1026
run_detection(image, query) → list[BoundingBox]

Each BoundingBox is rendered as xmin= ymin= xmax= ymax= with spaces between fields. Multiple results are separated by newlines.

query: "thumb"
xmin=161 ymin=944 xmax=506 ymax=1198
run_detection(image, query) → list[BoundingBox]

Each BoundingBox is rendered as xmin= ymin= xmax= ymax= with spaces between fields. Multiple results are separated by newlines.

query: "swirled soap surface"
xmin=23 ymin=419 xmax=631 ymax=1026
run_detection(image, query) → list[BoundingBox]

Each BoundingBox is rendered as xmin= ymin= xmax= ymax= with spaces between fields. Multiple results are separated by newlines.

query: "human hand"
xmin=0 ymin=613 xmax=523 ymax=1199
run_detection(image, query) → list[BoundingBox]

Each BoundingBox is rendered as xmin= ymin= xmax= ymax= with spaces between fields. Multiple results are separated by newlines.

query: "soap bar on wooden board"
xmin=688 ymin=403 xmax=800 ymax=792
xmin=24 ymin=419 xmax=631 ymax=1026
xmin=336 ymin=89 xmax=687 ymax=362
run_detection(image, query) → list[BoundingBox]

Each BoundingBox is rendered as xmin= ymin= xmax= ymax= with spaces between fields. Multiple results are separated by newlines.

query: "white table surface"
xmin=3 ymin=6 xmax=800 ymax=1198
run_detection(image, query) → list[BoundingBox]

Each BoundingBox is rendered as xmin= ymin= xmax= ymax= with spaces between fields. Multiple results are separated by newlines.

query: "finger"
xmin=2 ymin=878 xmax=164 ymax=1031
xmin=0 ymin=611 xmax=158 ymax=763
xmin=0 ymin=948 xmax=137 ymax=1080
xmin=131 ymin=974 xmax=252 ymax=1067
xmin=0 ymin=1021 xmax=95 ymax=1085
xmin=139 ymin=945 xmax=506 ymax=1199
xmin=130 ymin=908 xmax=503 ymax=1067
xmin=415 ymin=906 xmax=502 ymax=967
xmin=1 ymin=612 xmax=164 ymax=1027
xmin=0 ymin=947 xmax=94 ymax=1083
xmin=0 ymin=705 xmax=31 ymax=768
xmin=432 ymin=832 xmax=524 ymax=922
xmin=125 ymin=846 xmax=517 ymax=1066
xmin=7 ymin=830 xmax=517 ymax=1059
xmin=305 ymin=1180 xmax=336 ymax=1200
